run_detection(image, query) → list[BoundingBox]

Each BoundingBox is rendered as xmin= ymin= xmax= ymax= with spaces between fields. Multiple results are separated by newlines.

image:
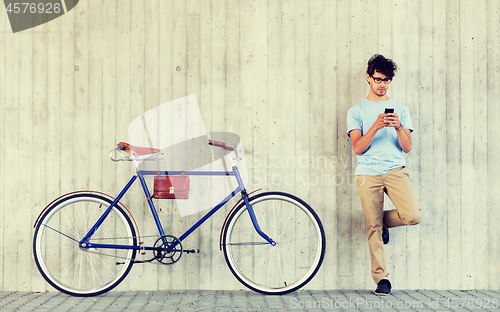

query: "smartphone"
xmin=384 ymin=108 xmax=394 ymax=114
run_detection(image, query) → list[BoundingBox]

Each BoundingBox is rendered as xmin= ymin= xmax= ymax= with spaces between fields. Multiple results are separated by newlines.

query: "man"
xmin=346 ymin=54 xmax=421 ymax=295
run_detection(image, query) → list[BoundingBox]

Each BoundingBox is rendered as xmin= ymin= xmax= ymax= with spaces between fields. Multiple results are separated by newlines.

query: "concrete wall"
xmin=1 ymin=0 xmax=499 ymax=292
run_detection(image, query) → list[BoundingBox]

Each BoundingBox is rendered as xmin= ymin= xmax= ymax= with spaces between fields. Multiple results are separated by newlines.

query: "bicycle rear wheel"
xmin=222 ymin=192 xmax=325 ymax=295
xmin=33 ymin=192 xmax=137 ymax=297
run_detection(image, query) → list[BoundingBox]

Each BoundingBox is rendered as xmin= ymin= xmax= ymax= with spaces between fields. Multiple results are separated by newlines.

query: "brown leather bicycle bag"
xmin=153 ymin=172 xmax=189 ymax=199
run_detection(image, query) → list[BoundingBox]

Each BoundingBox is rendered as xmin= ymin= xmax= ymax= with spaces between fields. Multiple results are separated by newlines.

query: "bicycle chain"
xmin=85 ymin=234 xmax=166 ymax=264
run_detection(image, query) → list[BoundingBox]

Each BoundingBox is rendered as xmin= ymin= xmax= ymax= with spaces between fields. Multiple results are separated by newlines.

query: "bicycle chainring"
xmin=153 ymin=235 xmax=182 ymax=265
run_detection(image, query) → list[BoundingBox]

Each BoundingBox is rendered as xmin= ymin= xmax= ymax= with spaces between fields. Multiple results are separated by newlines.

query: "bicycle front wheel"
xmin=33 ymin=192 xmax=137 ymax=297
xmin=222 ymin=191 xmax=325 ymax=295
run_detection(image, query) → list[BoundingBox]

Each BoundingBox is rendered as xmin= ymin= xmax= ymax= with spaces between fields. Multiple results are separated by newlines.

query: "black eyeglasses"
xmin=371 ymin=76 xmax=392 ymax=84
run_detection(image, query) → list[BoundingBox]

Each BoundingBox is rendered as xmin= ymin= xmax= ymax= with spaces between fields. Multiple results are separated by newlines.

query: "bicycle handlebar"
xmin=109 ymin=140 xmax=240 ymax=162
xmin=208 ymin=140 xmax=244 ymax=161
xmin=208 ymin=140 xmax=234 ymax=151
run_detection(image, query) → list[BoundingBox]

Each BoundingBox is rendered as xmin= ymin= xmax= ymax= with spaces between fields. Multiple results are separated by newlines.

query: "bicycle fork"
xmin=234 ymin=168 xmax=276 ymax=246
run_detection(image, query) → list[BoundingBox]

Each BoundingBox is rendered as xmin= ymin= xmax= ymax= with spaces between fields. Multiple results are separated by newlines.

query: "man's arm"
xmin=350 ymin=129 xmax=375 ymax=155
xmin=349 ymin=113 xmax=388 ymax=155
xmin=396 ymin=129 xmax=412 ymax=153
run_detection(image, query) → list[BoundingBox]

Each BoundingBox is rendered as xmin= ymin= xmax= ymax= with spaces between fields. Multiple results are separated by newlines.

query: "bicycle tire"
xmin=33 ymin=192 xmax=137 ymax=297
xmin=222 ymin=191 xmax=325 ymax=295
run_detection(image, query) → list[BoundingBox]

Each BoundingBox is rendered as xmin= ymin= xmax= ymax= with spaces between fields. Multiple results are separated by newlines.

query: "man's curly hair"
xmin=366 ymin=54 xmax=398 ymax=79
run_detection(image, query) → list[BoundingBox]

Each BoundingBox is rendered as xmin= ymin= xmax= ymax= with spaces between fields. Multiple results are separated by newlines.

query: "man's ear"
xmin=366 ymin=73 xmax=371 ymax=85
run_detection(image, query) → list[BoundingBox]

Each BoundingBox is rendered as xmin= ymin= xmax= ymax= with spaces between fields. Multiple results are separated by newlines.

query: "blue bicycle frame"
xmin=79 ymin=165 xmax=275 ymax=252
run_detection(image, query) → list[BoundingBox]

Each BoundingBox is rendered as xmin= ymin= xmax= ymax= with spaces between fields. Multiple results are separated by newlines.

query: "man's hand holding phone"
xmin=369 ymin=108 xmax=403 ymax=135
xmin=383 ymin=108 xmax=403 ymax=131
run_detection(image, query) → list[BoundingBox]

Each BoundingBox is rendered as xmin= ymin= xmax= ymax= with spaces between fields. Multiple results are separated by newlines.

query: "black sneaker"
xmin=382 ymin=226 xmax=389 ymax=244
xmin=375 ymin=279 xmax=391 ymax=296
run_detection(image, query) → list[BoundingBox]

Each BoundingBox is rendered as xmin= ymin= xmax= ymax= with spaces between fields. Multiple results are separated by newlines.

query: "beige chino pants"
xmin=355 ymin=166 xmax=421 ymax=284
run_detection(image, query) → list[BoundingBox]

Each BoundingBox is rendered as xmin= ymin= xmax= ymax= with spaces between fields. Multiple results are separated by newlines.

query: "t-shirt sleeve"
xmin=346 ymin=107 xmax=362 ymax=137
xmin=400 ymin=106 xmax=414 ymax=132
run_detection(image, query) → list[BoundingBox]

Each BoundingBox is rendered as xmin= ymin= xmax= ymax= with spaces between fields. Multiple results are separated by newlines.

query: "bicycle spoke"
xmin=275 ymin=245 xmax=300 ymax=271
xmin=275 ymin=213 xmax=310 ymax=243
xmin=59 ymin=249 xmax=80 ymax=283
xmin=275 ymin=202 xmax=296 ymax=240
xmin=41 ymin=224 xmax=80 ymax=244
xmin=63 ymin=208 xmax=80 ymax=240
xmin=85 ymin=252 xmax=105 ymax=289
xmin=76 ymin=202 xmax=86 ymax=237
xmin=275 ymin=246 xmax=286 ymax=286
xmin=244 ymin=246 xmax=274 ymax=277
xmin=267 ymin=245 xmax=273 ymax=287
xmin=230 ymin=244 xmax=272 ymax=270
xmin=278 ymin=230 xmax=318 ymax=245
xmin=76 ymin=250 xmax=83 ymax=289
xmin=96 ymin=250 xmax=117 ymax=278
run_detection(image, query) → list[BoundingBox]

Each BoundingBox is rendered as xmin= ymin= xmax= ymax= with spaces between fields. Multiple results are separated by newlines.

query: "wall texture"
xmin=1 ymin=0 xmax=499 ymax=292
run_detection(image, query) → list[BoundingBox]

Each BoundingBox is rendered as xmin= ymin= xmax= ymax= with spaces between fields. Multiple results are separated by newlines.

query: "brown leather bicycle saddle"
xmin=117 ymin=142 xmax=161 ymax=156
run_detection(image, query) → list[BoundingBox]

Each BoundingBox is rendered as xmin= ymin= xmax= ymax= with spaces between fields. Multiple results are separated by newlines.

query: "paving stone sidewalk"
xmin=0 ymin=289 xmax=499 ymax=311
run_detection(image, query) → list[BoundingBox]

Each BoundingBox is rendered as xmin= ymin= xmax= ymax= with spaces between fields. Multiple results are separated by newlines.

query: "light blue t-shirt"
xmin=346 ymin=98 xmax=414 ymax=176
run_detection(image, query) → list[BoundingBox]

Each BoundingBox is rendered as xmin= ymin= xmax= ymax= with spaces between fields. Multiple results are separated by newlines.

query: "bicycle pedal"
xmin=185 ymin=249 xmax=199 ymax=254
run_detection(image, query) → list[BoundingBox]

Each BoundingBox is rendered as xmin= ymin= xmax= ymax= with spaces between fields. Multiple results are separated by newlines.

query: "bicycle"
xmin=33 ymin=139 xmax=326 ymax=297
